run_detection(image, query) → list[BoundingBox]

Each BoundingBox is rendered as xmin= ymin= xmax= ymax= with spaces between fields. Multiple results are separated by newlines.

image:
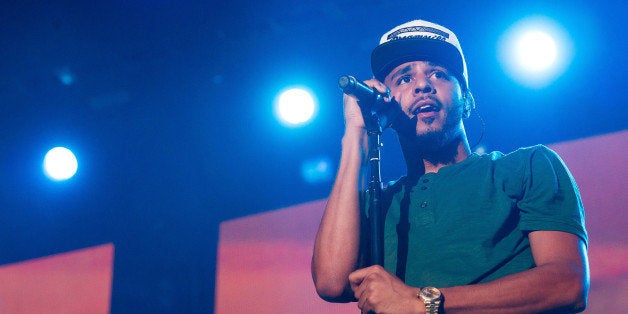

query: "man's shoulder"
xmin=487 ymin=144 xmax=558 ymax=161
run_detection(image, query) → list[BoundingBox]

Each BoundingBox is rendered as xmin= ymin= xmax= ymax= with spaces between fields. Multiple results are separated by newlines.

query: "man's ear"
xmin=463 ymin=90 xmax=475 ymax=119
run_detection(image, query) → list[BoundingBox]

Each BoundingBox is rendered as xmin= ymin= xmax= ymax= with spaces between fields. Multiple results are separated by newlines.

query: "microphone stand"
xmin=362 ymin=111 xmax=385 ymax=266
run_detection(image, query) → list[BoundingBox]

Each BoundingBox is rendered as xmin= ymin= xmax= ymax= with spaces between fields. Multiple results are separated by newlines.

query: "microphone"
xmin=338 ymin=75 xmax=386 ymax=106
xmin=338 ymin=75 xmax=400 ymax=130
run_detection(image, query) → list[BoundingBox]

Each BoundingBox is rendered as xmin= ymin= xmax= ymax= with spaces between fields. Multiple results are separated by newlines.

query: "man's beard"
xmin=393 ymin=101 xmax=465 ymax=155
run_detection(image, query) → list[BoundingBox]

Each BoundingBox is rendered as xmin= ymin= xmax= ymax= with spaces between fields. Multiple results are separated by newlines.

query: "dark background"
xmin=1 ymin=0 xmax=625 ymax=312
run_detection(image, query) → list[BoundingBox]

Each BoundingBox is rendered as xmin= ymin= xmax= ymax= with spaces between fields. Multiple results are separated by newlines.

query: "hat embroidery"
xmin=387 ymin=26 xmax=449 ymax=42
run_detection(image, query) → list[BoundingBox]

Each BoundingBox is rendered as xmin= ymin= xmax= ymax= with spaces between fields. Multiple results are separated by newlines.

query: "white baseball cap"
xmin=371 ymin=20 xmax=469 ymax=90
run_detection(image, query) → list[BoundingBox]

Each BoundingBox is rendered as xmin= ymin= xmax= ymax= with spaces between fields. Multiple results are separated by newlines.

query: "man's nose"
xmin=414 ymin=77 xmax=433 ymax=94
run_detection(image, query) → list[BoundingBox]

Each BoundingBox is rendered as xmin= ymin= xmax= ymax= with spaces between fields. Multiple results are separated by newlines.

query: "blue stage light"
xmin=55 ymin=67 xmax=75 ymax=86
xmin=301 ymin=157 xmax=332 ymax=184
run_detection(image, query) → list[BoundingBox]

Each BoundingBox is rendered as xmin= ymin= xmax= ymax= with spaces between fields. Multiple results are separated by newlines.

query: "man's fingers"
xmin=364 ymin=77 xmax=389 ymax=95
xmin=349 ymin=266 xmax=387 ymax=302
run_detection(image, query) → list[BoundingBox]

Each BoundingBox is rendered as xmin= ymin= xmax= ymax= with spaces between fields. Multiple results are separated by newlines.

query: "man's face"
xmin=384 ymin=61 xmax=466 ymax=146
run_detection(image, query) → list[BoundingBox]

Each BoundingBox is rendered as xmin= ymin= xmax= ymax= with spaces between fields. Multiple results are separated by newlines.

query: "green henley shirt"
xmin=367 ymin=145 xmax=587 ymax=288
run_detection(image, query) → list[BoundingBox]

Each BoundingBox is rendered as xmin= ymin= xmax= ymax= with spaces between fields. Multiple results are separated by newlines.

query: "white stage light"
xmin=515 ymin=30 xmax=557 ymax=71
xmin=498 ymin=16 xmax=573 ymax=89
xmin=275 ymin=87 xmax=317 ymax=127
xmin=43 ymin=147 xmax=78 ymax=181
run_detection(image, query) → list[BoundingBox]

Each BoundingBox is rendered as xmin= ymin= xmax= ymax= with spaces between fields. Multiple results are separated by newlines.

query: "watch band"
xmin=424 ymin=299 xmax=440 ymax=314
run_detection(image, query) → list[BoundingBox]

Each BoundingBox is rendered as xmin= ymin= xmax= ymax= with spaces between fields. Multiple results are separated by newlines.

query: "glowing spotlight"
xmin=498 ymin=16 xmax=573 ymax=88
xmin=515 ymin=30 xmax=557 ymax=71
xmin=301 ymin=157 xmax=332 ymax=184
xmin=43 ymin=147 xmax=78 ymax=181
xmin=274 ymin=87 xmax=317 ymax=127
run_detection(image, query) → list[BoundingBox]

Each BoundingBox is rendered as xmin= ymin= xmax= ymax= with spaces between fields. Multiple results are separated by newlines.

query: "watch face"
xmin=420 ymin=287 xmax=442 ymax=301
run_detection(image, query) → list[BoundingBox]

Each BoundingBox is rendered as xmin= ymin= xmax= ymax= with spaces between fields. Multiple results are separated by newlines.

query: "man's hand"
xmin=349 ymin=265 xmax=423 ymax=314
xmin=343 ymin=78 xmax=390 ymax=131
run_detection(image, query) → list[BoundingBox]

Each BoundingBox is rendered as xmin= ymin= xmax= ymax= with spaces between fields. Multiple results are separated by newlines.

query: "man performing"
xmin=312 ymin=20 xmax=589 ymax=313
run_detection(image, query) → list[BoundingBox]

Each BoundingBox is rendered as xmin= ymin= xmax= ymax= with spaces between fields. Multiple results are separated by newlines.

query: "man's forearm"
xmin=312 ymin=129 xmax=368 ymax=301
xmin=440 ymin=232 xmax=588 ymax=313
xmin=441 ymin=263 xmax=586 ymax=313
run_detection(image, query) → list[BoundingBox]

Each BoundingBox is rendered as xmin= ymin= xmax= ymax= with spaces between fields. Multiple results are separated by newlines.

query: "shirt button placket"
xmin=419 ymin=178 xmax=430 ymax=208
xmin=415 ymin=175 xmax=434 ymax=224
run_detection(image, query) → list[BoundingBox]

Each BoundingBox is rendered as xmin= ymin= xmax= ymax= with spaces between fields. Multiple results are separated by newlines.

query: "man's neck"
xmin=422 ymin=140 xmax=471 ymax=173
xmin=402 ymin=129 xmax=472 ymax=176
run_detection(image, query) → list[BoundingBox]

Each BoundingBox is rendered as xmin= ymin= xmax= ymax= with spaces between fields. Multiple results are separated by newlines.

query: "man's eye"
xmin=430 ymin=70 xmax=448 ymax=80
xmin=397 ymin=75 xmax=412 ymax=85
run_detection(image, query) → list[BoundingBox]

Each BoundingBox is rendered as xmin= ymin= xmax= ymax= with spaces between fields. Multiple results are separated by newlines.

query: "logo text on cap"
xmin=387 ymin=26 xmax=450 ymax=42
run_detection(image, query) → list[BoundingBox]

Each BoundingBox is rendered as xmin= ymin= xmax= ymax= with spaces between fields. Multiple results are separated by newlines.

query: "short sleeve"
xmin=517 ymin=145 xmax=588 ymax=245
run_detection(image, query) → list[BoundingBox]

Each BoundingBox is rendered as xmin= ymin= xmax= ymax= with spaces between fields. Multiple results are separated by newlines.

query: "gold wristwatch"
xmin=419 ymin=286 xmax=442 ymax=314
